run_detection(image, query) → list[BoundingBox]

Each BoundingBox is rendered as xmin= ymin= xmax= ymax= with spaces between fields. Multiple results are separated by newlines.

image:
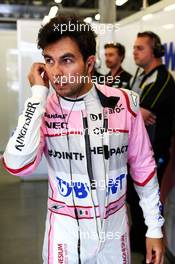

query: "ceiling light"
xmin=33 ymin=1 xmax=42 ymax=6
xmin=42 ymin=15 xmax=51 ymax=26
xmin=54 ymin=0 xmax=62 ymax=3
xmin=48 ymin=6 xmax=59 ymax=19
xmin=95 ymin=13 xmax=100 ymax=21
xmin=116 ymin=0 xmax=128 ymax=6
xmin=84 ymin=17 xmax=92 ymax=23
xmin=142 ymin=13 xmax=153 ymax=21
xmin=164 ymin=3 xmax=175 ymax=12
xmin=162 ymin=24 xmax=174 ymax=30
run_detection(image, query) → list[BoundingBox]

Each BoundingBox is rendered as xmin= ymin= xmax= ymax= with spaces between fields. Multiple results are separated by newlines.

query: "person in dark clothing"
xmin=132 ymin=31 xmax=175 ymax=184
xmin=104 ymin=42 xmax=132 ymax=89
xmin=127 ymin=31 xmax=175 ymax=260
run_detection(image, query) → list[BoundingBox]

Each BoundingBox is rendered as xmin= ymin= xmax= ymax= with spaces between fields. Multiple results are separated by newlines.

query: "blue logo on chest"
xmin=56 ymin=173 xmax=126 ymax=199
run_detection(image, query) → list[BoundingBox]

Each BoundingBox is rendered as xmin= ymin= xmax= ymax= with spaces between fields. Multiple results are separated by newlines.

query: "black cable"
xmin=82 ymin=114 xmax=100 ymax=239
xmin=130 ymin=67 xmax=140 ymax=89
xmin=82 ymin=116 xmax=95 ymax=187
xmin=66 ymin=133 xmax=81 ymax=264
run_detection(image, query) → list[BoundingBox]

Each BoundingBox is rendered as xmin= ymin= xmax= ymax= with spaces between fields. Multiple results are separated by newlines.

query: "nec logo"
xmin=45 ymin=121 xmax=68 ymax=129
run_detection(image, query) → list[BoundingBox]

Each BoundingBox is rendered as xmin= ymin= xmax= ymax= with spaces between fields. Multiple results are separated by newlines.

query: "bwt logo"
xmin=56 ymin=177 xmax=90 ymax=199
xmin=164 ymin=42 xmax=175 ymax=71
xmin=107 ymin=174 xmax=125 ymax=196
xmin=56 ymin=174 xmax=126 ymax=199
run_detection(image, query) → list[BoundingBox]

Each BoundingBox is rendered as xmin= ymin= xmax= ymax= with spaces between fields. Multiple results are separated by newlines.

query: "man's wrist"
xmin=31 ymin=85 xmax=49 ymax=101
xmin=146 ymin=227 xmax=163 ymax=238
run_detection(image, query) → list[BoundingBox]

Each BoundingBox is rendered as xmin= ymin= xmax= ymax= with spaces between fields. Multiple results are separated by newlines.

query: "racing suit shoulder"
xmin=119 ymin=88 xmax=140 ymax=117
xmin=96 ymin=84 xmax=140 ymax=116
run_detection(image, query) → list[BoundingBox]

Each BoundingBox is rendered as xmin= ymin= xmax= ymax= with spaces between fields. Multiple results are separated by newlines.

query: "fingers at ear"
xmin=86 ymin=55 xmax=96 ymax=73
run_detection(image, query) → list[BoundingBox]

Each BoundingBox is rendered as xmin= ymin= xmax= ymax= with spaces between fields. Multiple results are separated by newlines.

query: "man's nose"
xmin=51 ymin=65 xmax=64 ymax=84
xmin=52 ymin=63 xmax=63 ymax=77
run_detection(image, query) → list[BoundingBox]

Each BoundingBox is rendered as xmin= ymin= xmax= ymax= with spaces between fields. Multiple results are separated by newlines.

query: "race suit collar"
xmin=59 ymin=86 xmax=93 ymax=102
xmin=95 ymin=85 xmax=120 ymax=109
xmin=58 ymin=84 xmax=120 ymax=109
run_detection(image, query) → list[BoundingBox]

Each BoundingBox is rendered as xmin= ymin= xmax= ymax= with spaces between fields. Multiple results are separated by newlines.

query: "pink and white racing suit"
xmin=3 ymin=84 xmax=164 ymax=264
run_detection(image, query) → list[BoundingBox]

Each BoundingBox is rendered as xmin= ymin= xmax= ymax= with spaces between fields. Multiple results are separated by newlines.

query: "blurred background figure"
xmin=104 ymin=42 xmax=132 ymax=89
xmin=132 ymin=31 xmax=175 ymax=184
xmin=127 ymin=31 xmax=175 ymax=262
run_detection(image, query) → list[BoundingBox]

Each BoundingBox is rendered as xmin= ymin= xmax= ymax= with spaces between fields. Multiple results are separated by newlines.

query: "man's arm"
xmin=127 ymin=107 xmax=164 ymax=264
xmin=140 ymin=107 xmax=156 ymax=126
xmin=134 ymin=176 xmax=165 ymax=264
xmin=3 ymin=63 xmax=49 ymax=176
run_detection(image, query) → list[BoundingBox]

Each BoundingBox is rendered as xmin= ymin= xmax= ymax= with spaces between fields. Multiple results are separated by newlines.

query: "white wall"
xmin=17 ymin=20 xmax=44 ymax=113
xmin=0 ymin=30 xmax=18 ymax=152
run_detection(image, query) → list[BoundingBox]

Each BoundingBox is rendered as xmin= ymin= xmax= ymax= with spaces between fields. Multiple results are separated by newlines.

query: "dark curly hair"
xmin=37 ymin=14 xmax=96 ymax=62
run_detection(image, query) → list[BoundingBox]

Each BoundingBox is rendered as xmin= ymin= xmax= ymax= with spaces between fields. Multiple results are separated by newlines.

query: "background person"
xmin=104 ymin=42 xmax=132 ymax=89
xmin=127 ymin=31 xmax=175 ymax=260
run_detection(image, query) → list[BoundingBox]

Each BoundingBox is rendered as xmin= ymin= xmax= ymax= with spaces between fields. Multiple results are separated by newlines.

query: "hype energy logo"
xmin=56 ymin=174 xmax=126 ymax=199
xmin=163 ymin=42 xmax=175 ymax=71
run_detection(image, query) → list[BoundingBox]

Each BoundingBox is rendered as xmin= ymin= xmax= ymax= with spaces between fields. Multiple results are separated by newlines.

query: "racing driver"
xmin=3 ymin=15 xmax=164 ymax=264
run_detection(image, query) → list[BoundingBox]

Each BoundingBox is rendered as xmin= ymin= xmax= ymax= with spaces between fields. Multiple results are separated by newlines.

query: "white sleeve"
xmin=3 ymin=85 xmax=49 ymax=175
xmin=134 ymin=175 xmax=164 ymax=238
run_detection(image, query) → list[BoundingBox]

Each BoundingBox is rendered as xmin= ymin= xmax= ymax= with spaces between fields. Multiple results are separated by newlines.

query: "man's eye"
xmin=63 ymin=58 xmax=73 ymax=64
xmin=45 ymin=59 xmax=54 ymax=64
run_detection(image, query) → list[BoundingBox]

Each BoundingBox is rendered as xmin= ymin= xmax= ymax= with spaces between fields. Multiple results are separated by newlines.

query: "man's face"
xmin=105 ymin=47 xmax=122 ymax=69
xmin=43 ymin=37 xmax=92 ymax=98
xmin=133 ymin=37 xmax=154 ymax=68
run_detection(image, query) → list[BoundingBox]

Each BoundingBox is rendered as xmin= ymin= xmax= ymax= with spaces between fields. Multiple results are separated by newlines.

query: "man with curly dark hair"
xmin=3 ymin=15 xmax=164 ymax=264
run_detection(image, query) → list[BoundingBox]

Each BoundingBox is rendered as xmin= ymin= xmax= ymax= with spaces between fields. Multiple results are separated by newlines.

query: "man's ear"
xmin=86 ymin=55 xmax=96 ymax=74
